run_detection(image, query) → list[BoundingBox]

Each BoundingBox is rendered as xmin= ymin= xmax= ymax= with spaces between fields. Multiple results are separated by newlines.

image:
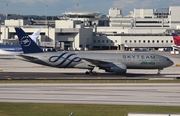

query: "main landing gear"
xmin=85 ymin=67 xmax=100 ymax=75
xmin=85 ymin=71 xmax=99 ymax=75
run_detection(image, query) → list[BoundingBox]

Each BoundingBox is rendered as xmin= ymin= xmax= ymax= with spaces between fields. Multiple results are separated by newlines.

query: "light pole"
xmin=45 ymin=4 xmax=49 ymax=42
xmin=76 ymin=3 xmax=79 ymax=21
xmin=0 ymin=17 xmax=1 ymax=41
xmin=5 ymin=3 xmax=8 ymax=20
xmin=45 ymin=4 xmax=48 ymax=26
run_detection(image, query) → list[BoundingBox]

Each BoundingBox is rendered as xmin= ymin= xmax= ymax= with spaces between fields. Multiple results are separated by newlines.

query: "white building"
xmin=109 ymin=6 xmax=180 ymax=28
xmin=93 ymin=6 xmax=180 ymax=50
xmin=0 ymin=19 xmax=93 ymax=50
xmin=0 ymin=6 xmax=180 ymax=51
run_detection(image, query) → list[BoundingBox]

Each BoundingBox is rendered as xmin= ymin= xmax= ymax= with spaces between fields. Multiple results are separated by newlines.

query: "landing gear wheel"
xmin=157 ymin=69 xmax=161 ymax=75
xmin=85 ymin=71 xmax=90 ymax=75
xmin=85 ymin=71 xmax=100 ymax=76
xmin=89 ymin=71 xmax=94 ymax=75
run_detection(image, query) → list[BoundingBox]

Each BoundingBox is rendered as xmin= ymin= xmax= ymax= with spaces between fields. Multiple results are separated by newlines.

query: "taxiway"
xmin=0 ymin=83 xmax=179 ymax=106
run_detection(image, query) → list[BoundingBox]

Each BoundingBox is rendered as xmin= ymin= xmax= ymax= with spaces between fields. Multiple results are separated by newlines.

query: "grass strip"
xmin=0 ymin=103 xmax=180 ymax=116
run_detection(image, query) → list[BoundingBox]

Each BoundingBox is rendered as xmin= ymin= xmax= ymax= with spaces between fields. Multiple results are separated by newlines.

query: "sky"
xmin=0 ymin=0 xmax=180 ymax=16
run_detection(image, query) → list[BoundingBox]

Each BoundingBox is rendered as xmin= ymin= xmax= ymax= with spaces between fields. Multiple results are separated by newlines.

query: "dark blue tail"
xmin=15 ymin=28 xmax=43 ymax=54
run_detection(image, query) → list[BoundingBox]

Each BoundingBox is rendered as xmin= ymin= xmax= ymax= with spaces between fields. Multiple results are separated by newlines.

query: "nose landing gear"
xmin=157 ymin=69 xmax=163 ymax=75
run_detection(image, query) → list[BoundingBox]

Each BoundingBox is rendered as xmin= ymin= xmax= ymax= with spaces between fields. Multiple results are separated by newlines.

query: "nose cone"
xmin=170 ymin=60 xmax=174 ymax=66
xmin=167 ymin=58 xmax=174 ymax=67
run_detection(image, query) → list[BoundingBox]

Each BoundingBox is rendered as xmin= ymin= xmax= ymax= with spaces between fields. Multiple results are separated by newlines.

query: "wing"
xmin=82 ymin=58 xmax=113 ymax=68
xmin=82 ymin=58 xmax=127 ymax=74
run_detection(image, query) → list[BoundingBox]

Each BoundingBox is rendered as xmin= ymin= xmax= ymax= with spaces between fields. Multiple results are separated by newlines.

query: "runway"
xmin=0 ymin=72 xmax=179 ymax=80
xmin=0 ymin=83 xmax=180 ymax=106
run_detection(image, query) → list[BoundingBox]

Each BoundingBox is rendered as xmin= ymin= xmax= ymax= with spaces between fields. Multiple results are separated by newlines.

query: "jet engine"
xmin=105 ymin=63 xmax=127 ymax=74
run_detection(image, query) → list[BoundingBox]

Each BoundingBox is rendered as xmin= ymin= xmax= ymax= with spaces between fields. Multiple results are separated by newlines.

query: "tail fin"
xmin=172 ymin=33 xmax=180 ymax=46
xmin=29 ymin=29 xmax=41 ymax=43
xmin=15 ymin=27 xmax=43 ymax=54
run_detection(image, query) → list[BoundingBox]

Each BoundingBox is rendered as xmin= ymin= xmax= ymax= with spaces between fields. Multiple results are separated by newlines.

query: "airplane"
xmin=0 ymin=45 xmax=22 ymax=55
xmin=0 ymin=29 xmax=41 ymax=55
xmin=14 ymin=27 xmax=174 ymax=75
xmin=172 ymin=33 xmax=180 ymax=49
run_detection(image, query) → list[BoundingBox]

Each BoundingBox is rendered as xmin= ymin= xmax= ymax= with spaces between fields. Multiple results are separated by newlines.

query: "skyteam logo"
xmin=21 ymin=36 xmax=31 ymax=47
xmin=48 ymin=53 xmax=81 ymax=67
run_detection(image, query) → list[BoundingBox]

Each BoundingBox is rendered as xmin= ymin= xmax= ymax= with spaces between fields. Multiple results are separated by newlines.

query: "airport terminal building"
xmin=0 ymin=6 xmax=180 ymax=51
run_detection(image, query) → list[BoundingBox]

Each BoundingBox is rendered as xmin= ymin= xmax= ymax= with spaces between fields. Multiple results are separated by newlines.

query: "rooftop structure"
xmin=63 ymin=12 xmax=100 ymax=17
xmin=62 ymin=11 xmax=109 ymax=26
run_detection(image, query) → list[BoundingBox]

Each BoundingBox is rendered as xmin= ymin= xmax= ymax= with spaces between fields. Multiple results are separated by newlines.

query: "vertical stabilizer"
xmin=172 ymin=33 xmax=180 ymax=46
xmin=15 ymin=28 xmax=43 ymax=54
xmin=30 ymin=29 xmax=41 ymax=43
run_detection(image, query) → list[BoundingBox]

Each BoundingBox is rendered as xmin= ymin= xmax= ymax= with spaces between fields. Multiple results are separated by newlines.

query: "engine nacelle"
xmin=105 ymin=63 xmax=127 ymax=74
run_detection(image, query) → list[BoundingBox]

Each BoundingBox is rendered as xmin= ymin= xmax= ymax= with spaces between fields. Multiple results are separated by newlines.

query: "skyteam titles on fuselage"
xmin=123 ymin=55 xmax=155 ymax=59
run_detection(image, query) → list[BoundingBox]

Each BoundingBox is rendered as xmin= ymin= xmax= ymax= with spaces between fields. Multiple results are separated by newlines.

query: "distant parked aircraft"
xmin=172 ymin=33 xmax=180 ymax=49
xmin=14 ymin=27 xmax=174 ymax=75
